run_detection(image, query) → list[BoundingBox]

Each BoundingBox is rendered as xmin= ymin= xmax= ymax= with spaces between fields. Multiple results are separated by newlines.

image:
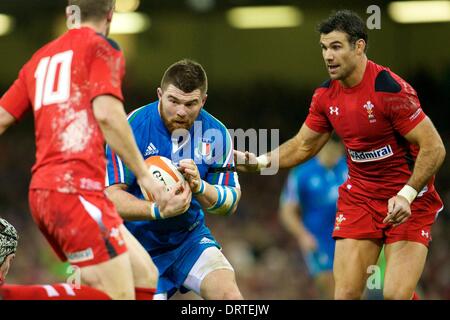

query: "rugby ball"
xmin=140 ymin=156 xmax=185 ymax=201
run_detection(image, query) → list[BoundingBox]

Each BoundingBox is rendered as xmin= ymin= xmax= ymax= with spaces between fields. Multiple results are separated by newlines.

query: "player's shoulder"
xmin=370 ymin=60 xmax=415 ymax=95
xmin=90 ymin=32 xmax=122 ymax=52
xmin=127 ymin=101 xmax=158 ymax=129
xmin=312 ymin=78 xmax=336 ymax=104
xmin=314 ymin=78 xmax=335 ymax=93
xmin=199 ymin=109 xmax=230 ymax=134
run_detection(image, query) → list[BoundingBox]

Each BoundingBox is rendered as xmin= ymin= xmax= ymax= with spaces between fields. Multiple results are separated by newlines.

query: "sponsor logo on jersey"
xmin=144 ymin=143 xmax=159 ymax=156
xmin=329 ymin=106 xmax=339 ymax=115
xmin=421 ymin=230 xmax=429 ymax=239
xmin=348 ymin=145 xmax=393 ymax=163
xmin=66 ymin=248 xmax=94 ymax=263
xmin=199 ymin=237 xmax=215 ymax=245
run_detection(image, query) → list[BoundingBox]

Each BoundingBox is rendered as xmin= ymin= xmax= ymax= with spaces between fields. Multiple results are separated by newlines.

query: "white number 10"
xmin=34 ymin=50 xmax=73 ymax=111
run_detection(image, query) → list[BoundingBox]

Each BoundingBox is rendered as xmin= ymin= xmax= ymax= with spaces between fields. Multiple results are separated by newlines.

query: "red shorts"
xmin=29 ymin=189 xmax=127 ymax=267
xmin=333 ymin=185 xmax=444 ymax=247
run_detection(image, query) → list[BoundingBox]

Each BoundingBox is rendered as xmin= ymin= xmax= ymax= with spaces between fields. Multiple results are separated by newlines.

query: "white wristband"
xmin=256 ymin=155 xmax=270 ymax=171
xmin=397 ymin=185 xmax=418 ymax=204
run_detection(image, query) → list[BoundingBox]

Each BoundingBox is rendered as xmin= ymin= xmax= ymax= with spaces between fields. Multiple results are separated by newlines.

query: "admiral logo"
xmin=67 ymin=248 xmax=94 ymax=264
xmin=348 ymin=145 xmax=394 ymax=163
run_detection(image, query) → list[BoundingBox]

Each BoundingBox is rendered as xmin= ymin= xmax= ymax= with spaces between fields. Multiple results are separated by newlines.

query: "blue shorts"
xmin=150 ymin=223 xmax=219 ymax=298
xmin=304 ymin=240 xmax=335 ymax=277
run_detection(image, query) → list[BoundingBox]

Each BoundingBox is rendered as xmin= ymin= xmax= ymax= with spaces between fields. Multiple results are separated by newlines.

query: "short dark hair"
xmin=68 ymin=0 xmax=114 ymax=22
xmin=317 ymin=10 xmax=368 ymax=52
xmin=161 ymin=59 xmax=208 ymax=94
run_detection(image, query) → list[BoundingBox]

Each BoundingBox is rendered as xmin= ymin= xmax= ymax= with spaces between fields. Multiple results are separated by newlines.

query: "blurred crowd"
xmin=1 ymin=67 xmax=449 ymax=299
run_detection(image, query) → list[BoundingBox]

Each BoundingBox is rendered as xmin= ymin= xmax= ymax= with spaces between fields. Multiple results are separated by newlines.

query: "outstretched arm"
xmin=235 ymin=123 xmax=331 ymax=172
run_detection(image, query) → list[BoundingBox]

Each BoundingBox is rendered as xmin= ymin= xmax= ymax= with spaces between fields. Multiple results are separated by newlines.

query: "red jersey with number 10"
xmin=0 ymin=27 xmax=125 ymax=193
xmin=305 ymin=60 xmax=436 ymax=200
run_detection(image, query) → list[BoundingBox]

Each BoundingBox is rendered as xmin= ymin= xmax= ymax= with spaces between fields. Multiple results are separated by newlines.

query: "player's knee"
xmin=145 ymin=261 xmax=159 ymax=288
xmin=208 ymin=287 xmax=243 ymax=300
xmin=108 ymin=286 xmax=135 ymax=300
xmin=334 ymin=286 xmax=364 ymax=300
xmin=224 ymin=291 xmax=243 ymax=300
xmin=134 ymin=256 xmax=159 ymax=289
xmin=221 ymin=287 xmax=243 ymax=300
xmin=383 ymin=286 xmax=414 ymax=300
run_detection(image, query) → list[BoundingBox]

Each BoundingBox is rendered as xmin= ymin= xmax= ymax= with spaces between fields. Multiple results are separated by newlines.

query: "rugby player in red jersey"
xmin=235 ymin=10 xmax=445 ymax=300
xmin=0 ymin=0 xmax=191 ymax=299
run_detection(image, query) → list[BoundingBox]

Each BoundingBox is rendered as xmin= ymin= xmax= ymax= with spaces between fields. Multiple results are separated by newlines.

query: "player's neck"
xmin=80 ymin=21 xmax=108 ymax=36
xmin=339 ymin=56 xmax=368 ymax=88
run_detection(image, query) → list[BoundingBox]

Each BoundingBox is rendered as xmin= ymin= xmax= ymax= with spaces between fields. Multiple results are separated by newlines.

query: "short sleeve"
xmin=0 ymin=67 xmax=31 ymax=120
xmin=382 ymin=83 xmax=426 ymax=136
xmin=105 ymin=111 xmax=146 ymax=187
xmin=105 ymin=144 xmax=136 ymax=187
xmin=89 ymin=37 xmax=125 ymax=102
xmin=304 ymin=89 xmax=332 ymax=133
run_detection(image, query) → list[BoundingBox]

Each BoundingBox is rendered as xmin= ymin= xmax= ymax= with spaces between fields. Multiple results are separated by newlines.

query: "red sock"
xmin=0 ymin=284 xmax=111 ymax=300
xmin=135 ymin=287 xmax=156 ymax=300
xmin=411 ymin=291 xmax=420 ymax=300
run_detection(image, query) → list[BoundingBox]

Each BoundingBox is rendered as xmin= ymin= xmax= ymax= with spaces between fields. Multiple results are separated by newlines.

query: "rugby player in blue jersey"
xmin=105 ymin=59 xmax=243 ymax=300
xmin=279 ymin=137 xmax=347 ymax=299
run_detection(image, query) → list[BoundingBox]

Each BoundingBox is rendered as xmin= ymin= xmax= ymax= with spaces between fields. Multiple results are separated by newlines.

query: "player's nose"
xmin=176 ymin=107 xmax=187 ymax=118
xmin=323 ymin=49 xmax=334 ymax=61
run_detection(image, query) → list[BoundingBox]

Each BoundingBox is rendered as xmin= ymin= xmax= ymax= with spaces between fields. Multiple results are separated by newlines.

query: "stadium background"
xmin=0 ymin=0 xmax=448 ymax=299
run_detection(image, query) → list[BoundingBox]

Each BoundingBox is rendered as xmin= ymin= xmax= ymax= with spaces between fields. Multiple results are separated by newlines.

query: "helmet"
xmin=0 ymin=218 xmax=18 ymax=266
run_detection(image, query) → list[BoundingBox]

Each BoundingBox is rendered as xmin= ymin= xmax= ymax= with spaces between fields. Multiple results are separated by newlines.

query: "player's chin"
xmin=169 ymin=122 xmax=187 ymax=131
xmin=328 ymin=72 xmax=342 ymax=80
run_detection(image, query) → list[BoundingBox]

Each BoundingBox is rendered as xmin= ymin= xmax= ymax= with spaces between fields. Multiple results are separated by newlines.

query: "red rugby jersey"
xmin=0 ymin=27 xmax=125 ymax=193
xmin=305 ymin=60 xmax=434 ymax=199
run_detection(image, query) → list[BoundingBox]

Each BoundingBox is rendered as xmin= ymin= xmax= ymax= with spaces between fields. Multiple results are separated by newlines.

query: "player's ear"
xmin=106 ymin=8 xmax=114 ymax=23
xmin=356 ymin=39 xmax=366 ymax=55
xmin=201 ymin=94 xmax=208 ymax=107
xmin=157 ymin=87 xmax=163 ymax=100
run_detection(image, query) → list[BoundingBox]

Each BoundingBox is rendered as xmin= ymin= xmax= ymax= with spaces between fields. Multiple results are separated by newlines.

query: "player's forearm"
xmin=406 ymin=142 xmax=446 ymax=192
xmin=194 ymin=180 xmax=218 ymax=208
xmin=195 ymin=181 xmax=241 ymax=215
xmin=0 ymin=107 xmax=16 ymax=136
xmin=105 ymin=187 xmax=153 ymax=221
xmin=264 ymin=124 xmax=330 ymax=170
